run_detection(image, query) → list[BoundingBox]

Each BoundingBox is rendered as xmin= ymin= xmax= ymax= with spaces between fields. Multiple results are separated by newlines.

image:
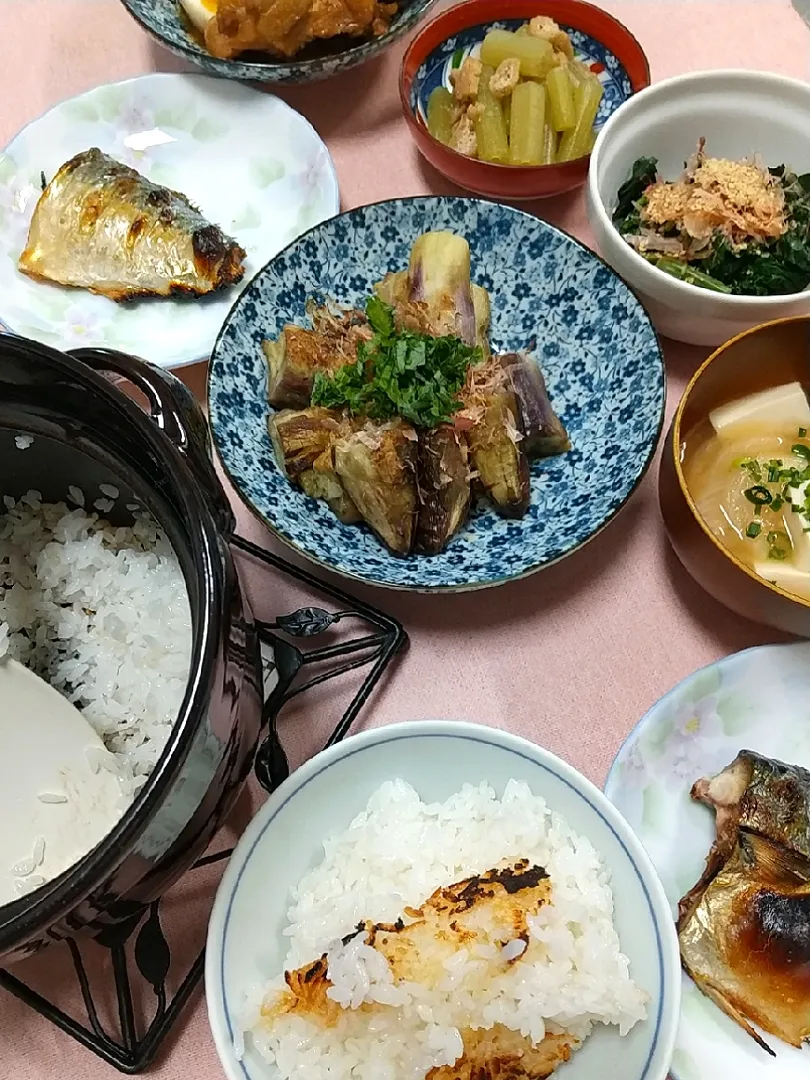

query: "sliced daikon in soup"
xmin=684 ymin=379 xmax=810 ymax=603
xmin=686 ymin=427 xmax=810 ymax=569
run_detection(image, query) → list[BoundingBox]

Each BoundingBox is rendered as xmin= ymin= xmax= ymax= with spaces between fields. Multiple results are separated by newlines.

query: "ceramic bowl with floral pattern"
xmin=208 ymin=195 xmax=665 ymax=591
xmin=0 ymin=73 xmax=340 ymax=368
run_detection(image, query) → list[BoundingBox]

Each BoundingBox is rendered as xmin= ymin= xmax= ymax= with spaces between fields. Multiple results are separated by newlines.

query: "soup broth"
xmin=683 ymin=382 xmax=810 ymax=600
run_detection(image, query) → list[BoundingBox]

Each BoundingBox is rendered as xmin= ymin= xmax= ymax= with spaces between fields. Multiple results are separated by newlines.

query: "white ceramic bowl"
xmin=206 ymin=720 xmax=680 ymax=1080
xmin=587 ymin=70 xmax=810 ymax=346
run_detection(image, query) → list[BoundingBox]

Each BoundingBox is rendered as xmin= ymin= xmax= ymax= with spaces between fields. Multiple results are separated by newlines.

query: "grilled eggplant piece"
xmin=678 ymin=750 xmax=810 ymax=1054
xmin=264 ymin=326 xmax=343 ymax=409
xmin=375 ymin=267 xmax=490 ymax=355
xmin=263 ymin=307 xmax=371 ymax=408
xmin=268 ymin=406 xmax=360 ymax=524
xmin=19 ymin=149 xmax=245 ymax=301
xmin=268 ymin=406 xmax=344 ymax=481
xmin=299 ymin=470 xmax=361 ymax=525
xmin=408 ymin=231 xmax=476 ymax=344
xmin=416 ymin=426 xmax=471 ymax=554
xmin=472 ymin=284 xmax=491 ymax=359
xmin=499 ymin=353 xmax=570 ymax=458
xmin=334 ymin=419 xmax=418 ymax=554
xmin=467 ymin=388 xmax=530 ymax=518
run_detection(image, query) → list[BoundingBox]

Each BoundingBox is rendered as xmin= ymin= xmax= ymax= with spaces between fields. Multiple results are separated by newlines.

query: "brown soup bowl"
xmin=659 ymin=315 xmax=810 ymax=637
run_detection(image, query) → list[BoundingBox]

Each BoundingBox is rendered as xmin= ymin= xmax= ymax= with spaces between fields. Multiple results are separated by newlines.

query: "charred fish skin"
xmin=680 ymin=750 xmax=810 ymax=926
xmin=19 ymin=148 xmax=245 ymax=302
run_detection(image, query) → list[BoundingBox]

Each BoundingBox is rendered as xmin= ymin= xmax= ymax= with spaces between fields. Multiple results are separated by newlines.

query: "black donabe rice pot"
xmin=0 ymin=335 xmax=264 ymax=963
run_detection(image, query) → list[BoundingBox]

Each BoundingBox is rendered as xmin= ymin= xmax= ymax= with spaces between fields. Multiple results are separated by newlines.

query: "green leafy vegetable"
xmin=649 ymin=256 xmax=732 ymax=294
xmin=613 ymin=155 xmax=658 ymax=235
xmin=311 ymin=297 xmax=481 ymax=429
xmin=612 ymin=153 xmax=810 ymax=297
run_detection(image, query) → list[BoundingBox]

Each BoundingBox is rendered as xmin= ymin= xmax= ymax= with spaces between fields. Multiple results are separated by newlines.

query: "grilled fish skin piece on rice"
xmin=264 ymin=861 xmax=580 ymax=1078
xmin=19 ymin=148 xmax=245 ymax=301
xmin=427 ymin=1025 xmax=578 ymax=1080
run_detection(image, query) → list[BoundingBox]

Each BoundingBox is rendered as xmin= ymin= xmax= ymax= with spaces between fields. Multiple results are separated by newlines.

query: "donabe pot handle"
xmin=68 ymin=347 xmax=236 ymax=537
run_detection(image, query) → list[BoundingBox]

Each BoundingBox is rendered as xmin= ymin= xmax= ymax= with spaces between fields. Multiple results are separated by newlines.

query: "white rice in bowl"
xmin=0 ymin=487 xmax=192 ymax=818
xmin=244 ymin=779 xmax=649 ymax=1080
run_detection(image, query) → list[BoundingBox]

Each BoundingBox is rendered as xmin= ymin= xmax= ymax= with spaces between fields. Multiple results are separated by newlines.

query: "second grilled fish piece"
xmin=678 ymin=750 xmax=810 ymax=1054
xmin=19 ymin=148 xmax=245 ymax=301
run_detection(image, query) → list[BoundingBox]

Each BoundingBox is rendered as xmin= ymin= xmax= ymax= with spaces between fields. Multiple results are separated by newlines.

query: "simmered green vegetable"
xmin=427 ymin=86 xmax=455 ymax=145
xmin=509 ymin=81 xmax=546 ymax=165
xmin=480 ymin=28 xmax=553 ymax=78
xmin=473 ymin=64 xmax=509 ymax=164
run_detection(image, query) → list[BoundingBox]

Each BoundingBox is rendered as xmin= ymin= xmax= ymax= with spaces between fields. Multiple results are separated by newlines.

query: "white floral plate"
xmin=605 ymin=641 xmax=810 ymax=1080
xmin=0 ymin=73 xmax=340 ymax=368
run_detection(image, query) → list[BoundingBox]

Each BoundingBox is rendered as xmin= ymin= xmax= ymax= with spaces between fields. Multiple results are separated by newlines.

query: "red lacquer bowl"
xmin=399 ymin=0 xmax=650 ymax=200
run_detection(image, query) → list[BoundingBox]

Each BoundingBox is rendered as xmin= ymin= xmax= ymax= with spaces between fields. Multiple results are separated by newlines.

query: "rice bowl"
xmin=207 ymin=722 xmax=681 ymax=1080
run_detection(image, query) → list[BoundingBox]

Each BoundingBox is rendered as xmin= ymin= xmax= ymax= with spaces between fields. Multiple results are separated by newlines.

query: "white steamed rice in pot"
xmin=242 ymin=779 xmax=648 ymax=1080
xmin=0 ymin=482 xmax=192 ymax=895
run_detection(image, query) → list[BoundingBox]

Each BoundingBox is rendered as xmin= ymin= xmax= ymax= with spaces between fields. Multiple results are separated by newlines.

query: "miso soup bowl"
xmin=659 ymin=315 xmax=810 ymax=637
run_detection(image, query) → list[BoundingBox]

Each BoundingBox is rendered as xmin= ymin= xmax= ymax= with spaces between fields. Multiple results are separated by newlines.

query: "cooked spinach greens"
xmin=612 ymin=154 xmax=810 ymax=296
xmin=311 ymin=295 xmax=482 ymax=429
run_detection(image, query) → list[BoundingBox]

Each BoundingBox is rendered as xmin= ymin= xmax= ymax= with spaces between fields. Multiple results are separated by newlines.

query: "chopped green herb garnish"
xmin=311 ymin=297 xmax=481 ymax=429
xmin=746 ymin=521 xmax=762 ymax=538
xmin=744 ymin=485 xmax=773 ymax=507
xmin=793 ymin=443 xmax=810 ymax=462
xmin=800 ymin=427 xmax=808 ymax=437
xmin=769 ymin=547 xmax=790 ymax=561
xmin=740 ymin=458 xmax=762 ymax=481
xmin=771 ymin=496 xmax=784 ymax=512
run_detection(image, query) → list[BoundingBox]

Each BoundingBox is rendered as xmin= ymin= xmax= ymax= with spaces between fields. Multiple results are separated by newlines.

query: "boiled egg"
xmin=180 ymin=0 xmax=217 ymax=36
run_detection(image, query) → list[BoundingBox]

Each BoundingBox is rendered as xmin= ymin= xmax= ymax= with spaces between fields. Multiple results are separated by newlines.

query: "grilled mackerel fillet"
xmin=19 ymin=148 xmax=245 ymax=301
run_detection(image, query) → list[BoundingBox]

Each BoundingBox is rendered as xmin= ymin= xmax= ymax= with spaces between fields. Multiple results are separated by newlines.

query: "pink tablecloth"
xmin=2 ymin=0 xmax=810 ymax=1076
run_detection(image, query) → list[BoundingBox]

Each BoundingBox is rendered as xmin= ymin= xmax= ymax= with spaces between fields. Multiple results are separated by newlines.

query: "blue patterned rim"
xmin=117 ymin=0 xmax=440 ymax=84
xmin=208 ymin=195 xmax=666 ymax=592
xmin=410 ymin=17 xmax=633 ymax=132
xmin=216 ymin=728 xmax=674 ymax=1080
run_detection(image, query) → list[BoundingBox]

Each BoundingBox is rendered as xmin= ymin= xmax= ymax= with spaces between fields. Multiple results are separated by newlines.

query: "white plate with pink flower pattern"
xmin=605 ymin=640 xmax=810 ymax=1080
xmin=0 ymin=73 xmax=339 ymax=368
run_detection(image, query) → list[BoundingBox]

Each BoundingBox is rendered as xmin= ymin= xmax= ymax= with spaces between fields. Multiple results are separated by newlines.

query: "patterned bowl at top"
xmin=605 ymin=640 xmax=810 ymax=1080
xmin=400 ymin=0 xmax=650 ymax=201
xmin=208 ymin=196 xmax=665 ymax=592
xmin=0 ymin=73 xmax=339 ymax=369
xmin=118 ymin=0 xmax=440 ymax=84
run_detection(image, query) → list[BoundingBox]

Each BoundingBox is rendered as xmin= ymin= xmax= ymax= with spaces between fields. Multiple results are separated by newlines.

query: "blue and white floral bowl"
xmin=118 ymin=0 xmax=439 ymax=84
xmin=208 ymin=196 xmax=665 ymax=591
xmin=605 ymin=641 xmax=810 ymax=1080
